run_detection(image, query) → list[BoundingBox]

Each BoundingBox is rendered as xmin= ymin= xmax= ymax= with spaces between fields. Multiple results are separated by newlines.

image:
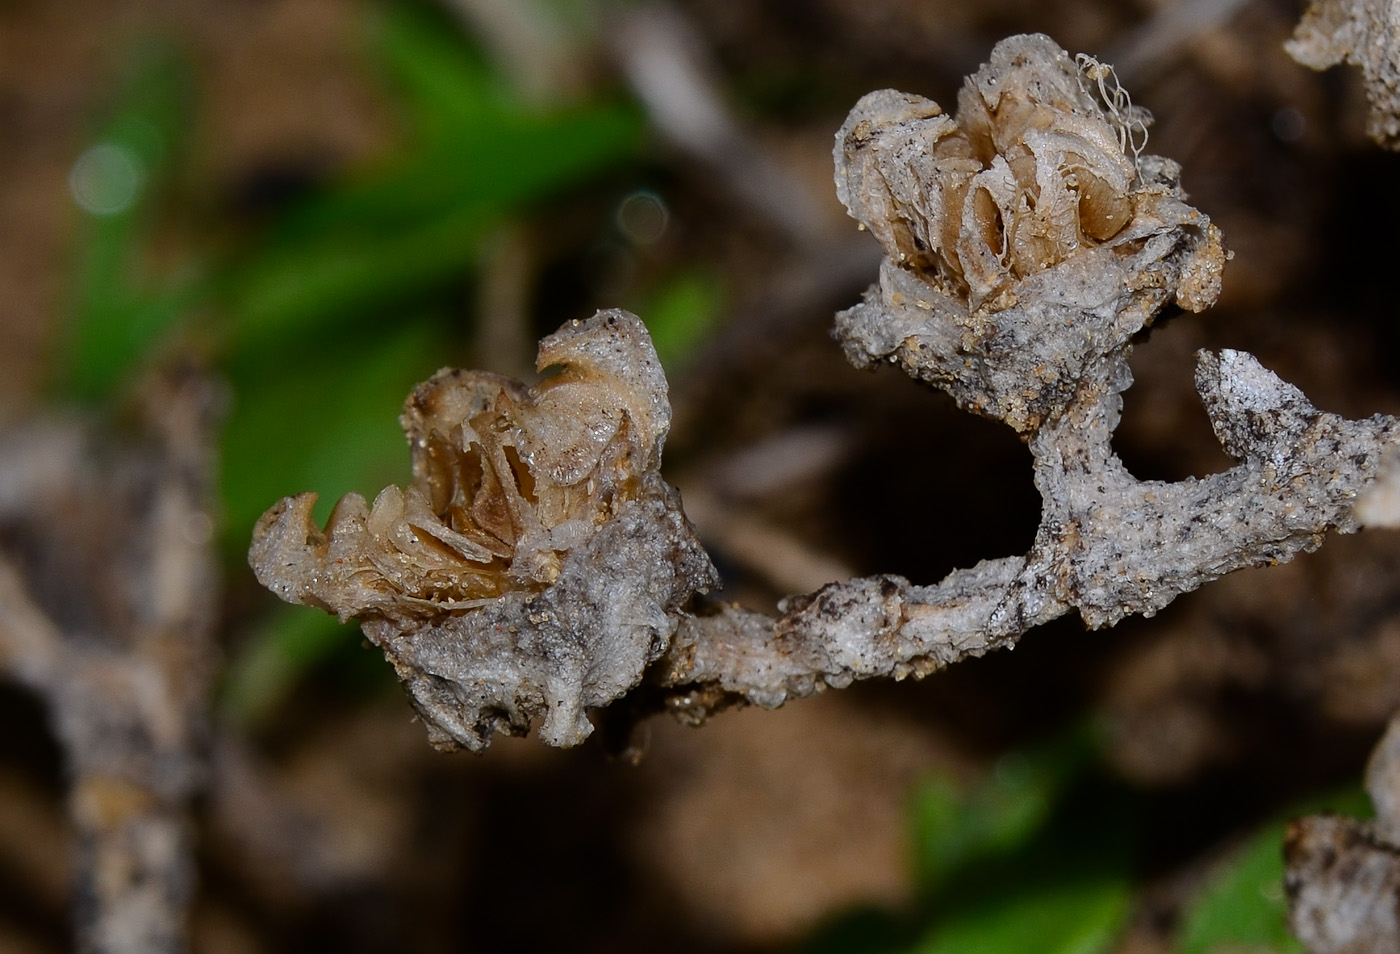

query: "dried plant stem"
xmin=663 ymin=350 xmax=1400 ymax=708
xmin=0 ymin=372 xmax=219 ymax=954
xmin=250 ymin=35 xmax=1400 ymax=756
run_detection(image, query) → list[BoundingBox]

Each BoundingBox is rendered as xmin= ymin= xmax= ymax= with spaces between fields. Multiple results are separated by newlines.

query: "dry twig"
xmin=0 ymin=371 xmax=220 ymax=954
xmin=250 ymin=35 xmax=1400 ymax=754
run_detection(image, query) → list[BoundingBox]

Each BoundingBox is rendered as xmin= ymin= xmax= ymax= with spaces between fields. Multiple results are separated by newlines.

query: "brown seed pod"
xmin=834 ymin=33 xmax=1227 ymax=434
xmin=250 ymin=309 xmax=717 ymax=751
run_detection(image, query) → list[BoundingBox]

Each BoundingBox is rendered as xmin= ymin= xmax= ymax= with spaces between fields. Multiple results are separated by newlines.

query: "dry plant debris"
xmin=832 ymin=33 xmax=1224 ymax=434
xmin=251 ymin=310 xmax=718 ymax=750
xmin=1289 ymin=0 xmax=1400 ymax=148
xmin=250 ymin=34 xmax=1400 ymax=754
xmin=0 ymin=370 xmax=220 ymax=954
xmin=1286 ymin=711 xmax=1400 ymax=952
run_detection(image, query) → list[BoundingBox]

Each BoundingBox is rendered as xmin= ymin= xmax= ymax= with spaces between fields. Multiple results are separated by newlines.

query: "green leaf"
xmin=916 ymin=874 xmax=1132 ymax=954
xmin=224 ymin=205 xmax=496 ymax=354
xmin=911 ymin=730 xmax=1096 ymax=893
xmin=222 ymin=4 xmax=643 ymax=355
xmin=1175 ymin=788 xmax=1369 ymax=954
xmin=60 ymin=41 xmax=201 ymax=400
xmin=1175 ymin=824 xmax=1304 ymax=954
xmin=369 ymin=2 xmax=503 ymax=137
xmin=903 ymin=727 xmax=1134 ymax=954
xmin=635 ymin=269 xmax=725 ymax=368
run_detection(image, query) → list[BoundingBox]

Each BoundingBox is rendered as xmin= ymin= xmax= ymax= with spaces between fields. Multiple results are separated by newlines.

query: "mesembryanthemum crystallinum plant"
xmin=251 ymin=34 xmax=1400 ymax=752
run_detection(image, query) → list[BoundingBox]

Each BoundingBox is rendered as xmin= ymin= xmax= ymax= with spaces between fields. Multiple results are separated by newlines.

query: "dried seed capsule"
xmin=250 ymin=309 xmax=718 ymax=751
xmin=834 ymin=33 xmax=1227 ymax=434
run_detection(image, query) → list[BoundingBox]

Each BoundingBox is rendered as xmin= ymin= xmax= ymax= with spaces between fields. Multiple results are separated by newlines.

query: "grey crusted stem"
xmin=248 ymin=34 xmax=1400 ymax=753
xmin=640 ymin=36 xmax=1387 ymax=717
xmin=658 ymin=349 xmax=1400 ymax=708
xmin=1289 ymin=0 xmax=1400 ymax=149
xmin=664 ymin=558 xmax=1049 ymax=709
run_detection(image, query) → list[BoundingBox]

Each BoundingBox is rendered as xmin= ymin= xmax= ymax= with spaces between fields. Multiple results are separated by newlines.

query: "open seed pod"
xmin=250 ymin=310 xmax=717 ymax=751
xmin=834 ymin=33 xmax=1228 ymax=435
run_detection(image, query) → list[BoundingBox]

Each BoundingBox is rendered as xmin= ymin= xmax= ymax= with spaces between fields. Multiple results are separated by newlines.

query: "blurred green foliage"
xmin=1175 ymin=820 xmax=1307 ymax=954
xmin=803 ymin=727 xmax=1357 ymax=954
xmin=636 ymin=268 xmax=725 ymax=368
xmin=61 ymin=40 xmax=201 ymax=401
xmin=803 ymin=727 xmax=1135 ymax=954
xmin=1175 ymin=787 xmax=1369 ymax=954
xmin=223 ymin=6 xmax=645 ymax=357
xmin=906 ymin=728 xmax=1136 ymax=954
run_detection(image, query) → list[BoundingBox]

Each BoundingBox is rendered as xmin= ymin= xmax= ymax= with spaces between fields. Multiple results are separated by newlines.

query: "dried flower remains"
xmin=251 ymin=310 xmax=717 ymax=750
xmin=251 ymin=35 xmax=1400 ymax=754
xmin=833 ymin=33 xmax=1226 ymax=434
